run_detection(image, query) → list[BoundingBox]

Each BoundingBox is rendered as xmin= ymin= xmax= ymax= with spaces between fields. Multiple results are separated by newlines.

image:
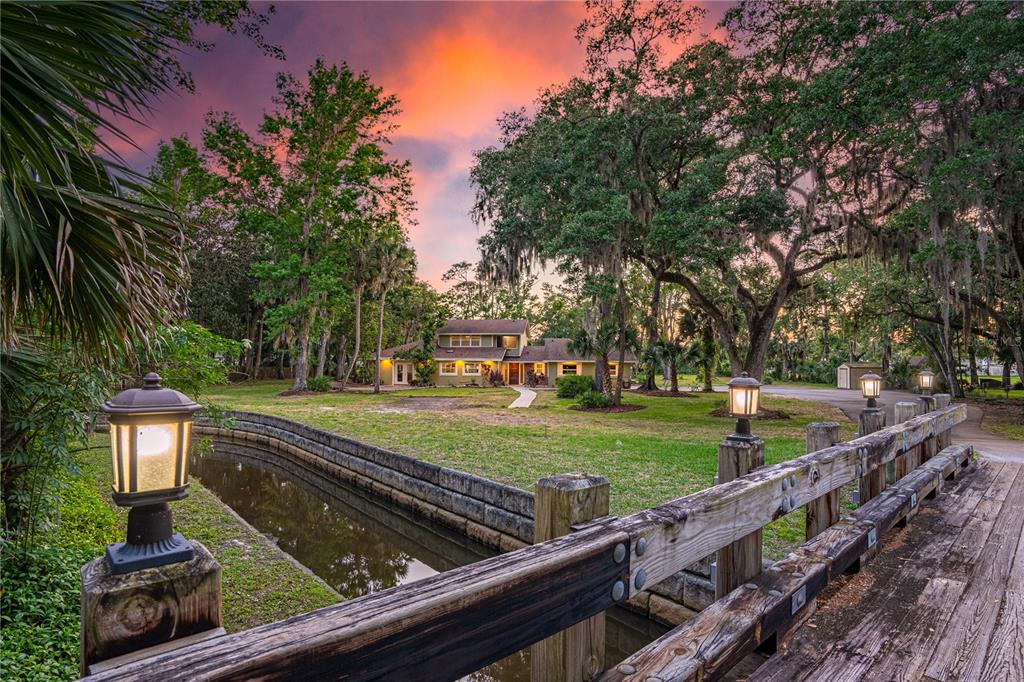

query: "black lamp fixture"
xmin=102 ymin=373 xmax=201 ymax=574
xmin=917 ymin=369 xmax=935 ymax=396
xmin=727 ymin=372 xmax=761 ymax=442
xmin=860 ymin=372 xmax=882 ymax=409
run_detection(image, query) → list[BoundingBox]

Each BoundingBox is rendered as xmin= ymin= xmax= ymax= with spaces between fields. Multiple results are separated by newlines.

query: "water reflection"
xmin=191 ymin=441 xmax=667 ymax=680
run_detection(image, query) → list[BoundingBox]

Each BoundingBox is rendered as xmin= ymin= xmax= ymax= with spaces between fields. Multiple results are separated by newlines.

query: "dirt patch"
xmin=278 ymin=389 xmax=327 ymax=397
xmin=569 ymin=404 xmax=647 ymax=414
xmin=373 ymin=396 xmax=493 ymax=413
xmin=710 ymin=406 xmax=791 ymax=420
xmin=634 ymin=389 xmax=696 ymax=398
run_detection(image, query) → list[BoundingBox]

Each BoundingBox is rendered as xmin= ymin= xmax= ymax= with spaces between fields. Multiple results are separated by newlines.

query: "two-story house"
xmin=378 ymin=319 xmax=636 ymax=388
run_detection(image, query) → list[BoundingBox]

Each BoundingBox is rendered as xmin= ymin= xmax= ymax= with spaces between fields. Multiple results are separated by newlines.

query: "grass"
xmin=207 ymin=381 xmax=857 ymax=558
xmin=0 ymin=440 xmax=340 ymax=682
xmin=962 ymin=393 xmax=1024 ymax=441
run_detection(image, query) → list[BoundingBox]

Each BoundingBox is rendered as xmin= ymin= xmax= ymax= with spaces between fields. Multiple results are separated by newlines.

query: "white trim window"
xmin=607 ymin=362 xmax=618 ymax=378
xmin=463 ymin=361 xmax=481 ymax=376
xmin=450 ymin=335 xmax=482 ymax=347
xmin=533 ymin=363 xmax=545 ymax=375
xmin=440 ymin=361 xmax=457 ymax=376
xmin=560 ymin=363 xmax=578 ymax=376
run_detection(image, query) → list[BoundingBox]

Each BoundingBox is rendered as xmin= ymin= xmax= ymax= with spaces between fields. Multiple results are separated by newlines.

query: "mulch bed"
xmin=710 ymin=406 xmax=791 ymax=420
xmin=633 ymin=388 xmax=697 ymax=398
xmin=569 ymin=404 xmax=647 ymax=414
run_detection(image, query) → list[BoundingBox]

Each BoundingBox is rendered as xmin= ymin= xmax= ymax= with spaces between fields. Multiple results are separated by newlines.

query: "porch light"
xmin=727 ymin=372 xmax=760 ymax=442
xmin=101 ymin=373 xmax=201 ymax=574
xmin=860 ymin=372 xmax=882 ymax=408
xmin=918 ymin=369 xmax=935 ymax=395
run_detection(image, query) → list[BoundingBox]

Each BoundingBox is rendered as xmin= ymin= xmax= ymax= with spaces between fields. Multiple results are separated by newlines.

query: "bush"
xmin=556 ymin=375 xmax=595 ymax=398
xmin=307 ymin=376 xmax=330 ymax=392
xmin=576 ymin=389 xmax=614 ymax=409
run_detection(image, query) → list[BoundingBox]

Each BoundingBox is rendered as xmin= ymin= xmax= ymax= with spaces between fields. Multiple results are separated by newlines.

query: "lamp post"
xmin=917 ymin=369 xmax=936 ymax=414
xmin=857 ymin=372 xmax=886 ymax=506
xmin=917 ymin=369 xmax=935 ymax=396
xmin=727 ymin=372 xmax=761 ymax=442
xmin=101 ymin=373 xmax=200 ymax=574
xmin=860 ymin=372 xmax=882 ymax=409
xmin=82 ymin=374 xmax=221 ymax=674
xmin=716 ymin=372 xmax=764 ymax=598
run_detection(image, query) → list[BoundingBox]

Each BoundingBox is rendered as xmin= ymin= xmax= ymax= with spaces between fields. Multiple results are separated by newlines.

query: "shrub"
xmin=556 ymin=375 xmax=595 ymax=398
xmin=307 ymin=376 xmax=331 ymax=392
xmin=576 ymin=390 xmax=614 ymax=409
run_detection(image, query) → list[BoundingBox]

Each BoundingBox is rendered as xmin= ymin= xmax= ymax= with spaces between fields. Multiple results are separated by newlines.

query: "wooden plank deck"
xmin=750 ymin=459 xmax=1024 ymax=682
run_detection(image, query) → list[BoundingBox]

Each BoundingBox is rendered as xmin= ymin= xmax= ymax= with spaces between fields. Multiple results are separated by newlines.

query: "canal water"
xmin=190 ymin=441 xmax=668 ymax=681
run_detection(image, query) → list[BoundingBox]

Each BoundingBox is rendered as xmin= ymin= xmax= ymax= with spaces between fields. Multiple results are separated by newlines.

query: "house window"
xmin=607 ymin=363 xmax=618 ymax=378
xmin=560 ymin=363 xmax=578 ymax=376
xmin=440 ymin=362 xmax=457 ymax=376
xmin=450 ymin=335 xmax=482 ymax=347
xmin=463 ymin=361 xmax=481 ymax=376
xmin=502 ymin=335 xmax=520 ymax=349
xmin=534 ymin=363 xmax=545 ymax=375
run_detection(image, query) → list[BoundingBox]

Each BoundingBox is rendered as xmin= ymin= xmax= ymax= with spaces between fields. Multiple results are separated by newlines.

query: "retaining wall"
xmin=194 ymin=411 xmax=712 ymax=620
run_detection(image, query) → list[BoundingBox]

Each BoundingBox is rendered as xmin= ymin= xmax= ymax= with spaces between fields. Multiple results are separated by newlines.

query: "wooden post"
xmin=531 ymin=473 xmax=610 ymax=682
xmin=933 ymin=394 xmax=952 ymax=449
xmin=857 ymin=409 xmax=886 ymax=505
xmin=804 ymin=422 xmax=841 ymax=540
xmin=81 ymin=541 xmax=222 ymax=675
xmin=894 ymin=401 xmax=919 ymax=480
xmin=715 ymin=438 xmax=765 ymax=599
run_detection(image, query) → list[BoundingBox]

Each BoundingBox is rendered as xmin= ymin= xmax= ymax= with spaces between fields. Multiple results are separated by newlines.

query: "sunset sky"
xmin=119 ymin=1 xmax=729 ymax=289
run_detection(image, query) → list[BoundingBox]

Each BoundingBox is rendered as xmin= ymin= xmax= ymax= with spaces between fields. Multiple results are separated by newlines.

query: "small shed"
xmin=837 ymin=362 xmax=883 ymax=390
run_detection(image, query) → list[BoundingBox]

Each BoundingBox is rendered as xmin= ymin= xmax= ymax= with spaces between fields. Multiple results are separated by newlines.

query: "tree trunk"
xmin=335 ymin=335 xmax=348 ymax=380
xmin=341 ymin=286 xmax=363 ymax=389
xmin=276 ymin=350 xmax=285 ymax=380
xmin=881 ymin=334 xmax=891 ymax=378
xmin=315 ymin=322 xmax=331 ymax=378
xmin=821 ymin=304 xmax=830 ymax=360
xmin=613 ymin=279 xmax=627 ymax=406
xmin=641 ymin=277 xmax=662 ymax=391
xmin=252 ymin=316 xmax=264 ymax=380
xmin=1003 ymin=361 xmax=1012 ymax=389
xmin=669 ymin=354 xmax=678 ymax=394
xmin=291 ymin=304 xmax=318 ymax=392
xmin=374 ymin=287 xmax=388 ymax=394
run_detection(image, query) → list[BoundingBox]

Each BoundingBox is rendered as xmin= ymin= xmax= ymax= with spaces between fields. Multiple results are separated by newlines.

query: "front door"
xmin=394 ymin=362 xmax=410 ymax=384
xmin=508 ymin=363 xmax=521 ymax=385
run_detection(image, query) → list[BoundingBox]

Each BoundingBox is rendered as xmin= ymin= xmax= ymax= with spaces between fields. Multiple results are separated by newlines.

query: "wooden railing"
xmin=86 ymin=403 xmax=968 ymax=682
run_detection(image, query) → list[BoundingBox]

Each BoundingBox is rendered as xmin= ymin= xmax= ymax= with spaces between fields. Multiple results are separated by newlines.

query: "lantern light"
xmin=727 ymin=372 xmax=761 ymax=441
xmin=918 ymin=369 xmax=935 ymax=396
xmin=860 ymin=372 xmax=882 ymax=408
xmin=101 ymin=373 xmax=201 ymax=574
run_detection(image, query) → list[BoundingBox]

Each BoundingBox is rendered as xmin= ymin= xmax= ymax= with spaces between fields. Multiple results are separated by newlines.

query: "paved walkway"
xmin=762 ymin=385 xmax=1022 ymax=463
xmin=508 ymin=386 xmax=537 ymax=408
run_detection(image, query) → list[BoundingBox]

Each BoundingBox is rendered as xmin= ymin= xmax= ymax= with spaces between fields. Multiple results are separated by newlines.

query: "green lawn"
xmin=206 ymin=381 xmax=856 ymax=558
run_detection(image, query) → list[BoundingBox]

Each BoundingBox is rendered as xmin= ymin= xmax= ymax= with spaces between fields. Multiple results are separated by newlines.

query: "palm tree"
xmin=337 ymin=222 xmax=376 ymax=388
xmin=371 ymin=232 xmax=416 ymax=393
xmin=651 ymin=338 xmax=687 ymax=394
xmin=569 ymin=318 xmax=617 ymax=396
xmin=1 ymin=3 xmax=187 ymax=357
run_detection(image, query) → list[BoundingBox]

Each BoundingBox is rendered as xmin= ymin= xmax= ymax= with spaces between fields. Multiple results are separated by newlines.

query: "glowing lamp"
xmin=918 ymin=369 xmax=935 ymax=395
xmin=101 ymin=373 xmax=201 ymax=574
xmin=727 ymin=372 xmax=761 ymax=441
xmin=860 ymin=372 xmax=882 ymax=408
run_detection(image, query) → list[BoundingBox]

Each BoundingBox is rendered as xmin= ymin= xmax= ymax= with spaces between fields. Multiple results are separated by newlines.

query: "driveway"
xmin=762 ymin=385 xmax=1022 ymax=463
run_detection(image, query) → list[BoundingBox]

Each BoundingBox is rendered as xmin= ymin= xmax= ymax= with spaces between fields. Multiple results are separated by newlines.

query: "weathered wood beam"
xmin=617 ymin=405 xmax=965 ymax=595
xmin=599 ymin=444 xmax=974 ymax=682
xmin=86 ymin=525 xmax=631 ymax=682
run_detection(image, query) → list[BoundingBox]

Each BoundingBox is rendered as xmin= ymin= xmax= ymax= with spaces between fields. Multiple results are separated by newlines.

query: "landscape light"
xmin=102 ymin=373 xmax=201 ymax=574
xmin=727 ymin=372 xmax=761 ymax=442
xmin=917 ymin=369 xmax=935 ymax=396
xmin=860 ymin=372 xmax=882 ymax=409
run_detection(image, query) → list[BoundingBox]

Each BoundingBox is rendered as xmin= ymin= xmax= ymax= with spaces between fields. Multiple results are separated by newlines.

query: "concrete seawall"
xmin=195 ymin=411 xmax=713 ymax=622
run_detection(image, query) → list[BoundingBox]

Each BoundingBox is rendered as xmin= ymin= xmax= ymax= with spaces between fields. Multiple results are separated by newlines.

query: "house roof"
xmin=433 ymin=347 xmax=507 ymax=362
xmin=380 ymin=340 xmax=423 ymax=359
xmin=438 ymin=319 xmax=528 ymax=335
xmin=519 ymin=338 xmax=637 ymax=364
xmin=838 ymin=362 xmax=882 ymax=368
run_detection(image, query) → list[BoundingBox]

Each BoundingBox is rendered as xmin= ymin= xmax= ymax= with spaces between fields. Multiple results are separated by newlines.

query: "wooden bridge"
xmin=85 ymin=401 xmax=1022 ymax=682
